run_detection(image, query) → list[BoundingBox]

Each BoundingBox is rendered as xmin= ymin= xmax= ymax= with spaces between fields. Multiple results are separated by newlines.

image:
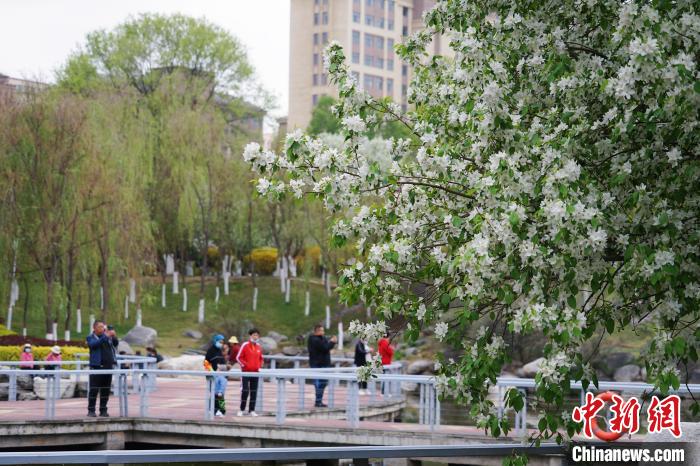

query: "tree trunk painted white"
xmin=285 ymin=279 xmax=291 ymax=304
xmin=321 ymin=269 xmax=326 ymax=284
xmin=5 ymin=305 xmax=12 ymax=331
xmin=222 ymin=255 xmax=230 ymax=276
xmin=124 ymin=296 xmax=129 ymax=319
xmin=182 ymin=288 xmax=188 ymax=312
xmin=76 ymin=308 xmax=82 ymax=333
xmin=253 ymin=287 xmax=258 ymax=311
xmin=64 ymin=330 xmax=70 ymax=342
xmin=235 ymin=261 xmax=242 ymax=277
xmin=198 ymin=299 xmax=205 ymax=323
xmin=366 ymin=305 xmax=371 ymax=318
xmin=165 ymin=254 xmax=175 ymax=275
xmin=215 ymin=286 xmax=220 ymax=303
xmin=173 ymin=272 xmax=179 ymax=294
xmin=325 ymin=305 xmax=331 ymax=329
xmin=326 ymin=274 xmax=332 ymax=297
xmin=136 ymin=308 xmax=142 ymax=327
xmin=100 ymin=286 xmax=104 ymax=311
xmin=22 ymin=327 xmax=26 ymax=337
xmin=223 ymin=272 xmax=230 ymax=295
xmin=129 ymin=279 xmax=136 ymax=303
xmin=52 ymin=322 xmax=58 ymax=342
xmin=280 ymin=263 xmax=286 ymax=293
xmin=89 ymin=314 xmax=95 ymax=332
xmin=161 ymin=284 xmax=166 ymax=308
xmin=10 ymin=280 xmax=19 ymax=307
xmin=304 ymin=291 xmax=310 ymax=316
xmin=273 ymin=259 xmax=281 ymax=277
xmin=338 ymin=322 xmax=344 ymax=350
xmin=289 ymin=256 xmax=297 ymax=277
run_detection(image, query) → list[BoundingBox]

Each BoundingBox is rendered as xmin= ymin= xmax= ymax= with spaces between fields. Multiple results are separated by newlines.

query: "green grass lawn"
xmin=7 ymin=276 xmax=366 ymax=356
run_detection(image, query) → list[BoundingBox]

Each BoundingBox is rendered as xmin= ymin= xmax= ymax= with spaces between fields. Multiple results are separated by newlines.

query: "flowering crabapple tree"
xmin=245 ymin=0 xmax=700 ymax=448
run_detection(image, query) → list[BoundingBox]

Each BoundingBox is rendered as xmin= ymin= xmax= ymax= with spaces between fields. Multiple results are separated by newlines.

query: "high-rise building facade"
xmin=288 ymin=0 xmax=444 ymax=130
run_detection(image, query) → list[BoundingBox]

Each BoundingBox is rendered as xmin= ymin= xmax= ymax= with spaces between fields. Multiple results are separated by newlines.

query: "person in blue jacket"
xmin=86 ymin=320 xmax=118 ymax=417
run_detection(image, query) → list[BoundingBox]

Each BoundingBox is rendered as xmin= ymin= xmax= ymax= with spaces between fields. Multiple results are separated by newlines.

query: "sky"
xmin=0 ymin=0 xmax=291 ymax=118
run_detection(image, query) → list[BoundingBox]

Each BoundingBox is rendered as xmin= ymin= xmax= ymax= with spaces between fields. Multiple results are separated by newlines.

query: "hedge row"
xmin=0 ymin=345 xmax=87 ymax=369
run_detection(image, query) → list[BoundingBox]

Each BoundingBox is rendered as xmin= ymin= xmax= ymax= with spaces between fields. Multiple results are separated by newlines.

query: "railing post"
xmin=119 ymin=373 xmax=128 ymax=417
xmin=298 ymin=376 xmax=305 ymax=411
xmin=256 ymin=373 xmax=264 ymax=413
xmin=139 ymin=373 xmax=149 ymax=417
xmin=276 ymin=377 xmax=286 ymax=425
xmin=419 ymin=383 xmax=425 ymax=425
xmin=8 ymin=372 xmax=17 ymax=402
xmin=518 ymin=388 xmax=527 ymax=435
xmin=497 ymin=385 xmax=503 ymax=420
xmin=328 ymin=377 xmax=335 ymax=408
xmin=346 ymin=380 xmax=359 ymax=428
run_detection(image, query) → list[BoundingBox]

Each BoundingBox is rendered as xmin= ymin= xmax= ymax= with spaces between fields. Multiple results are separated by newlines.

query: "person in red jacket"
xmin=377 ymin=333 xmax=395 ymax=396
xmin=236 ymin=328 xmax=264 ymax=417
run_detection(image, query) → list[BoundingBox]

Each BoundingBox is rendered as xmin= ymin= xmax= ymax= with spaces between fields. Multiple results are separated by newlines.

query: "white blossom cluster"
xmin=245 ymin=0 xmax=700 ymax=442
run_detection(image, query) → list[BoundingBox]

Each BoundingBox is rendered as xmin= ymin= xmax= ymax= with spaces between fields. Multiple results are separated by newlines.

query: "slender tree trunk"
xmin=98 ymin=235 xmax=109 ymax=321
xmin=22 ymin=278 xmax=29 ymax=332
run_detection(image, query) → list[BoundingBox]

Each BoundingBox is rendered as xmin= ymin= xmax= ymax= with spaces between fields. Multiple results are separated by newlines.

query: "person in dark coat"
xmin=86 ymin=321 xmax=118 ymax=417
xmin=205 ymin=334 xmax=228 ymax=416
xmin=354 ymin=339 xmax=373 ymax=394
xmin=307 ymin=324 xmax=337 ymax=407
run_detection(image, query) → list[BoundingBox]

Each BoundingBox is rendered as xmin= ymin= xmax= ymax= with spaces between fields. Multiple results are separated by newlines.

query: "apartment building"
xmin=288 ymin=0 xmax=445 ymax=130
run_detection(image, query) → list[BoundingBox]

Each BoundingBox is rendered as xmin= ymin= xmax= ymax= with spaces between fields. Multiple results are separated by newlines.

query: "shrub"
xmin=0 ymin=325 xmax=16 ymax=337
xmin=0 ymin=335 xmax=86 ymax=347
xmin=244 ymin=247 xmax=278 ymax=275
xmin=0 ymin=345 xmax=87 ymax=369
xmin=296 ymin=246 xmax=322 ymax=275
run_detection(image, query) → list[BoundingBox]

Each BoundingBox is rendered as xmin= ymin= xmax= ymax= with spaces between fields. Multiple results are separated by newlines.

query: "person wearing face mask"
xmin=236 ymin=328 xmax=263 ymax=417
xmin=86 ymin=321 xmax=119 ymax=417
xmin=205 ymin=334 xmax=228 ymax=417
xmin=20 ymin=343 xmax=34 ymax=370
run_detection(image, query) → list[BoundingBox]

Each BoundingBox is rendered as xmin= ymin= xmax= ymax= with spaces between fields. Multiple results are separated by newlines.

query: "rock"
xmin=267 ymin=331 xmax=288 ymax=343
xmin=75 ymin=380 xmax=88 ymax=397
xmin=33 ymin=376 xmax=76 ymax=399
xmin=16 ymin=374 xmax=33 ymax=390
xmin=0 ymin=366 xmax=9 ymax=383
xmin=407 ymin=359 xmax=434 ymax=375
xmin=157 ymin=355 xmax=204 ymax=371
xmin=0 ymin=383 xmax=7 ymax=401
xmin=403 ymin=347 xmax=418 ymax=357
xmin=517 ymin=357 xmax=545 ymax=378
xmin=182 ymin=329 xmax=203 ymax=340
xmin=613 ymin=364 xmax=641 ymax=382
xmin=123 ymin=326 xmax=158 ymax=347
xmin=117 ymin=340 xmax=134 ymax=355
xmin=598 ymin=352 xmax=634 ymax=377
xmin=401 ymin=382 xmax=418 ymax=393
xmin=689 ymin=368 xmax=700 ymax=384
xmin=282 ymin=346 xmax=302 ymax=356
xmin=18 ymin=390 xmax=38 ymax=401
xmin=259 ymin=337 xmax=278 ymax=354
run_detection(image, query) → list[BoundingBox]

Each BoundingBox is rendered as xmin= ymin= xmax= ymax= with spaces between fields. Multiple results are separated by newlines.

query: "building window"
xmin=352 ymin=52 xmax=360 ymax=63
xmin=351 ymin=71 xmax=360 ymax=83
xmin=365 ymin=34 xmax=372 ymax=48
xmin=366 ymin=0 xmax=373 ymax=5
xmin=388 ymin=0 xmax=395 ymax=11
xmin=387 ymin=58 xmax=394 ymax=70
xmin=314 ymin=13 xmax=319 ymax=25
xmin=388 ymin=19 xmax=394 ymax=30
xmin=402 ymin=25 xmax=408 ymax=36
xmin=378 ymin=17 xmax=384 ymax=28
xmin=365 ymin=14 xmax=373 ymax=26
xmin=388 ymin=38 xmax=394 ymax=51
xmin=401 ymin=84 xmax=407 ymax=96
xmin=323 ymin=0 xmax=328 ymax=4
xmin=321 ymin=74 xmax=328 ymax=85
xmin=313 ymin=33 xmax=319 ymax=45
xmin=322 ymin=32 xmax=328 ymax=44
xmin=387 ymin=78 xmax=394 ymax=94
xmin=403 ymin=6 xmax=408 ymax=16
xmin=313 ymin=74 xmax=318 ymax=86
xmin=313 ymin=53 xmax=319 ymax=65
xmin=364 ymin=55 xmax=373 ymax=67
xmin=378 ymin=0 xmax=385 ymax=8
xmin=353 ymin=30 xmax=360 ymax=44
xmin=364 ymin=74 xmax=383 ymax=94
xmin=376 ymin=57 xmax=384 ymax=68
xmin=353 ymin=11 xmax=361 ymax=22
xmin=315 ymin=0 xmax=320 ymax=4
xmin=322 ymin=12 xmax=328 ymax=24
xmin=313 ymin=94 xmax=319 ymax=105
xmin=402 ymin=65 xmax=408 ymax=77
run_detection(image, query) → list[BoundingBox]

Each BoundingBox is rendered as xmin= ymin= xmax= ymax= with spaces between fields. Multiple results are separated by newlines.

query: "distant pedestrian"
xmin=378 ymin=333 xmax=394 ymax=396
xmin=308 ymin=324 xmax=337 ymax=407
xmin=353 ymin=339 xmax=372 ymax=394
xmin=205 ymin=334 xmax=228 ymax=417
xmin=86 ymin=321 xmax=118 ymax=417
xmin=236 ymin=328 xmax=263 ymax=417
xmin=227 ymin=336 xmax=241 ymax=366
xmin=146 ymin=346 xmax=163 ymax=363
xmin=45 ymin=346 xmax=62 ymax=370
xmin=20 ymin=343 xmax=34 ymax=370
